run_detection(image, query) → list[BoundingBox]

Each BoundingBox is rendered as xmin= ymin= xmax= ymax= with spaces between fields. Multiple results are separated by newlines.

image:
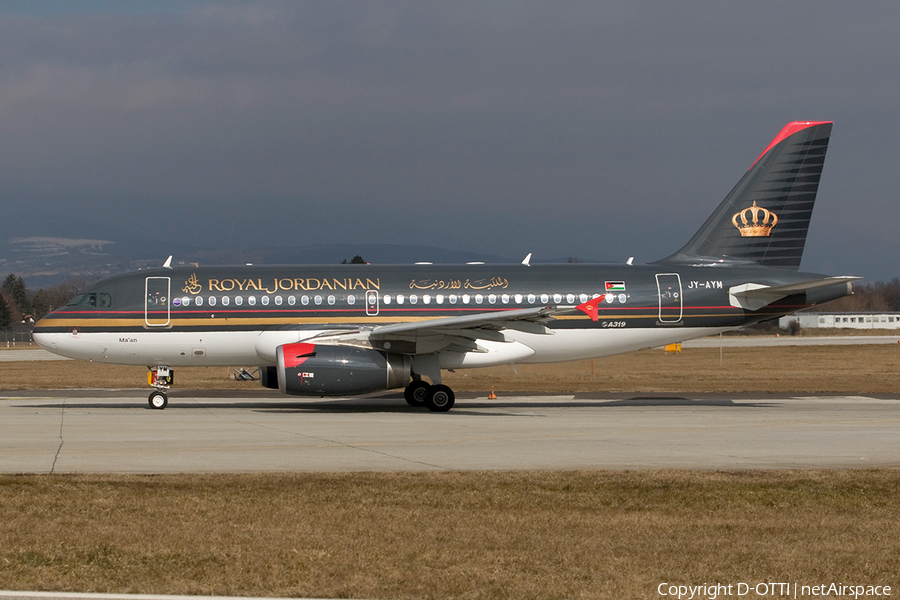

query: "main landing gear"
xmin=147 ymin=366 xmax=173 ymax=410
xmin=404 ymin=380 xmax=455 ymax=412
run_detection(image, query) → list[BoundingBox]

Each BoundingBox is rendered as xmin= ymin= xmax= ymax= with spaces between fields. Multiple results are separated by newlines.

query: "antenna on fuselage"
xmin=626 ymin=257 xmax=634 ymax=265
xmin=522 ymin=253 xmax=532 ymax=266
xmin=162 ymin=255 xmax=173 ymax=269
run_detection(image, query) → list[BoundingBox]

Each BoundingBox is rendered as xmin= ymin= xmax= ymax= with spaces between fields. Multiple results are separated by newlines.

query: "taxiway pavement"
xmin=1 ymin=390 xmax=898 ymax=472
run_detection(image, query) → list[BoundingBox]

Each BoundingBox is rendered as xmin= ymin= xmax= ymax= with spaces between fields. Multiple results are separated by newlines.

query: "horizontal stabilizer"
xmin=728 ymin=276 xmax=860 ymax=311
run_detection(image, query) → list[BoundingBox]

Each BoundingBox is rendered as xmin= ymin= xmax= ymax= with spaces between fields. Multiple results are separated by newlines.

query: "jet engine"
xmin=275 ymin=342 xmax=411 ymax=396
xmin=260 ymin=366 xmax=279 ymax=390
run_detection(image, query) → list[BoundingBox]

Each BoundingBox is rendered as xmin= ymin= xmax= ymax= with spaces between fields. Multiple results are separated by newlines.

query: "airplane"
xmin=32 ymin=121 xmax=857 ymax=412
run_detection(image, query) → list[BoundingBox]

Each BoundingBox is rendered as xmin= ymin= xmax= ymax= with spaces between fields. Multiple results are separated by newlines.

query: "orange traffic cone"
xmin=488 ymin=387 xmax=497 ymax=399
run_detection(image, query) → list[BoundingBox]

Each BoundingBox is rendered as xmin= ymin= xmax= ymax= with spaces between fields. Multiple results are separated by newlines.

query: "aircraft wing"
xmin=371 ymin=305 xmax=559 ymax=336
xmin=728 ymin=276 xmax=861 ymax=311
xmin=310 ymin=305 xmax=564 ymax=355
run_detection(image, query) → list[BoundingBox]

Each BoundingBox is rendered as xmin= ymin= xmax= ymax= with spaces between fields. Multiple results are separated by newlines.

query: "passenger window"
xmin=383 ymin=295 xmax=392 ymax=304
xmin=541 ymin=294 xmax=550 ymax=304
xmin=347 ymin=295 xmax=356 ymax=305
xmin=527 ymin=294 xmax=536 ymax=303
xmin=449 ymin=295 xmax=457 ymax=304
xmin=462 ymin=294 xmax=471 ymax=304
xmin=235 ymin=296 xmax=243 ymax=306
xmin=314 ymin=295 xmax=323 ymax=305
xmin=262 ymin=296 xmax=270 ymax=306
xmin=475 ymin=294 xmax=483 ymax=304
xmin=221 ymin=296 xmax=230 ymax=306
xmin=275 ymin=296 xmax=283 ymax=306
xmin=301 ymin=295 xmax=309 ymax=305
xmin=288 ymin=295 xmax=296 ymax=306
xmin=327 ymin=295 xmax=336 ymax=305
xmin=208 ymin=296 xmax=217 ymax=306
xmin=248 ymin=296 xmax=256 ymax=306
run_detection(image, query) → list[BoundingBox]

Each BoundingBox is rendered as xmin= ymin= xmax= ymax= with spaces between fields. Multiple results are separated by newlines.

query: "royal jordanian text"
xmin=202 ymin=277 xmax=381 ymax=294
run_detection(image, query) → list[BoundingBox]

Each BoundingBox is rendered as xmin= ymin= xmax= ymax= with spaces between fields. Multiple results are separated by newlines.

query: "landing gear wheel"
xmin=404 ymin=380 xmax=431 ymax=407
xmin=148 ymin=391 xmax=168 ymax=410
xmin=425 ymin=384 xmax=455 ymax=412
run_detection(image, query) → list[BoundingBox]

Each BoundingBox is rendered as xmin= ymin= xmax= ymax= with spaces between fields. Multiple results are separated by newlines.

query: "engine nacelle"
xmin=260 ymin=366 xmax=279 ymax=390
xmin=276 ymin=343 xmax=411 ymax=396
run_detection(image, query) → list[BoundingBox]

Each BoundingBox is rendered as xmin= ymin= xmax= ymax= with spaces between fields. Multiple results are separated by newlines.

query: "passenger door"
xmin=145 ymin=277 xmax=171 ymax=327
xmin=655 ymin=273 xmax=683 ymax=323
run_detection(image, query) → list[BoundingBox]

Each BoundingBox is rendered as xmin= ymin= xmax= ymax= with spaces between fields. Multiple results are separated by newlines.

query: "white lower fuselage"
xmin=33 ymin=326 xmax=726 ymax=371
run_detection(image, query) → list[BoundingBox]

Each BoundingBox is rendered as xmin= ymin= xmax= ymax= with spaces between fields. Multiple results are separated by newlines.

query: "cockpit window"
xmin=66 ymin=293 xmax=112 ymax=308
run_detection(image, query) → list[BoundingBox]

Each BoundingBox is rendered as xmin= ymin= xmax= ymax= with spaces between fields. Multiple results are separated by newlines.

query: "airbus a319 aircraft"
xmin=33 ymin=121 xmax=857 ymax=412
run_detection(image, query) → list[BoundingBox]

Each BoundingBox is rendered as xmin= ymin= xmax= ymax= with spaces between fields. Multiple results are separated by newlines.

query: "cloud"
xmin=0 ymin=1 xmax=898 ymax=278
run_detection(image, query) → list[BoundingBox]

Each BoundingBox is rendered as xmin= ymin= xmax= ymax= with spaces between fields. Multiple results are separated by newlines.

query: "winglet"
xmin=576 ymin=296 xmax=603 ymax=321
xmin=162 ymin=255 xmax=173 ymax=269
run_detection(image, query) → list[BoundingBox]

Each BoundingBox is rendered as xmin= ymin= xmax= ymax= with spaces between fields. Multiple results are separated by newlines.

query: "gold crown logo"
xmin=731 ymin=201 xmax=778 ymax=237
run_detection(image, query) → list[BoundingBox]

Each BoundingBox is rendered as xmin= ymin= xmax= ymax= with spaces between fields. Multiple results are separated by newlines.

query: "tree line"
xmin=819 ymin=278 xmax=900 ymax=313
xmin=0 ymin=274 xmax=85 ymax=330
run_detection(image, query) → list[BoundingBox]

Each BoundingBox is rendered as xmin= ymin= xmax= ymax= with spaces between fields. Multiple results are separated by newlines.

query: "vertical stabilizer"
xmin=657 ymin=121 xmax=833 ymax=270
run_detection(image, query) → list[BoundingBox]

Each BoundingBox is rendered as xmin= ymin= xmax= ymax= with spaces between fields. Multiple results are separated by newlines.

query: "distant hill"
xmin=1 ymin=237 xmax=602 ymax=288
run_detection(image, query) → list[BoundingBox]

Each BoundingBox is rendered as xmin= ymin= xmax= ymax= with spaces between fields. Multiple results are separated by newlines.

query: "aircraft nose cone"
xmin=32 ymin=330 xmax=57 ymax=352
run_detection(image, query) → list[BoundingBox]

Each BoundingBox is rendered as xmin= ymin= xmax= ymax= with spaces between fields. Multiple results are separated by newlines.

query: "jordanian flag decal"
xmin=605 ymin=281 xmax=626 ymax=292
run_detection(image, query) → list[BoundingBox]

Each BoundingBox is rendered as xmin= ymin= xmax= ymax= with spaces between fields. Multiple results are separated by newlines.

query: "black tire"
xmin=148 ymin=391 xmax=168 ymax=410
xmin=425 ymin=384 xmax=455 ymax=412
xmin=404 ymin=380 xmax=431 ymax=407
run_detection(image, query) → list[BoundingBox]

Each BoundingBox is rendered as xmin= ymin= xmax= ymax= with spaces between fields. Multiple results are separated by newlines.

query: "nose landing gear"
xmin=147 ymin=366 xmax=173 ymax=409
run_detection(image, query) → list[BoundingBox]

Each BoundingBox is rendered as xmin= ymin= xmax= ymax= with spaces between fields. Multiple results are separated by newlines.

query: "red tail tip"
xmin=751 ymin=121 xmax=833 ymax=168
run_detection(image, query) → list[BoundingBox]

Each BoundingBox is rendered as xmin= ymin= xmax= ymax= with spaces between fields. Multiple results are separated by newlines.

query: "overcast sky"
xmin=1 ymin=1 xmax=898 ymax=279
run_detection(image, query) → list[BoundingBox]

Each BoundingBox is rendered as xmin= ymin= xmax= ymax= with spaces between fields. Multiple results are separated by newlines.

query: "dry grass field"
xmin=1 ymin=471 xmax=899 ymax=599
xmin=3 ymin=342 xmax=900 ymax=394
xmin=2 ymin=342 xmax=899 ymax=598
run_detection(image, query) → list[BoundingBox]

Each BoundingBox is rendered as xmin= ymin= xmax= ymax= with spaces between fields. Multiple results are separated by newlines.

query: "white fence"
xmin=779 ymin=313 xmax=900 ymax=330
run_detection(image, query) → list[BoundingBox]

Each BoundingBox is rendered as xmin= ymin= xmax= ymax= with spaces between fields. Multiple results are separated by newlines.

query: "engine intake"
xmin=276 ymin=343 xmax=410 ymax=396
